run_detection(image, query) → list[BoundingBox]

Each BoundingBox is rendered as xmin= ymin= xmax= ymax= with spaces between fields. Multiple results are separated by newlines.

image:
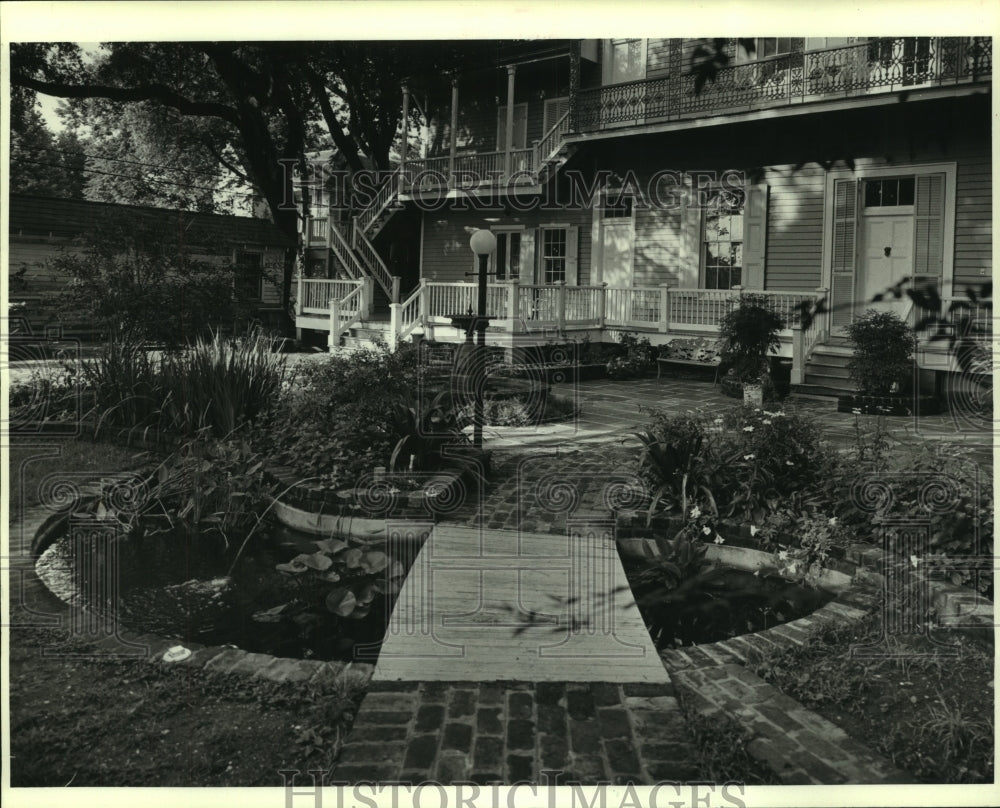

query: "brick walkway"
xmin=335 ymin=681 xmax=699 ymax=785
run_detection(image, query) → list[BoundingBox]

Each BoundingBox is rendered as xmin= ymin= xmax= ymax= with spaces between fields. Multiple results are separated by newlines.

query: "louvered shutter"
xmin=742 ymin=184 xmax=769 ymax=288
xmin=543 ymin=97 xmax=570 ymax=134
xmin=830 ymin=178 xmax=859 ymax=328
xmin=913 ymin=173 xmax=945 ymax=282
xmin=565 ymin=226 xmax=579 ymax=285
xmin=519 ymin=229 xmax=536 ymax=285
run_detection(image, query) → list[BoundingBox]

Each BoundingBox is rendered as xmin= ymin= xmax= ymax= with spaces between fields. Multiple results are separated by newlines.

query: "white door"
xmin=860 ymin=214 xmax=913 ymax=319
xmin=601 ymin=219 xmax=633 ymax=287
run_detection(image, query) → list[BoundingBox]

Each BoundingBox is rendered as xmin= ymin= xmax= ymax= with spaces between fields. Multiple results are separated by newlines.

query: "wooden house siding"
xmin=420 ymin=205 xmax=592 ymax=285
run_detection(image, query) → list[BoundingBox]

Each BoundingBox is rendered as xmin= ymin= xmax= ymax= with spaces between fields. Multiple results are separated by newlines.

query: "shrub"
xmin=846 ymin=309 xmax=914 ymax=395
xmin=718 ymin=294 xmax=785 ymax=383
xmin=635 ymin=405 xmax=835 ymax=523
xmin=256 ymin=343 xmax=422 ymax=487
xmin=83 ymin=330 xmax=167 ymax=430
xmin=607 ymin=331 xmax=656 ymax=379
xmin=52 ymin=214 xmax=265 ymax=347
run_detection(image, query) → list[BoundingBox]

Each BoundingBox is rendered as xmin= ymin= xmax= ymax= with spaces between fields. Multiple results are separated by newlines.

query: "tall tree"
xmin=11 ymin=41 xmax=495 ymax=321
xmin=9 ymin=103 xmax=87 ymax=198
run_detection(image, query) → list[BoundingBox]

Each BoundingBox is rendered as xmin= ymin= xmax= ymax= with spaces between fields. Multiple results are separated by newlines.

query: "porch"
xmin=574 ymin=37 xmax=992 ymax=133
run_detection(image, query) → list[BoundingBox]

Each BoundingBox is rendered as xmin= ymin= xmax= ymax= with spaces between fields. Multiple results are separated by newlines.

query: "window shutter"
xmin=519 ymin=228 xmax=536 ymax=285
xmin=830 ymin=178 xmax=859 ymax=328
xmin=742 ymin=184 xmax=769 ymax=288
xmin=565 ymin=226 xmax=579 ymax=285
xmin=543 ymin=97 xmax=570 ymax=134
xmin=913 ymin=173 xmax=945 ymax=280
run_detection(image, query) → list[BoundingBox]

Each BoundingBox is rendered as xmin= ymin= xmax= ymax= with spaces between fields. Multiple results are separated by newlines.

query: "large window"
xmin=541 ymin=228 xmax=568 ymax=284
xmin=606 ymin=39 xmax=645 ymax=84
xmin=235 ymin=250 xmax=264 ymax=301
xmin=702 ymin=189 xmax=745 ymax=290
xmin=493 ymin=230 xmax=522 ymax=281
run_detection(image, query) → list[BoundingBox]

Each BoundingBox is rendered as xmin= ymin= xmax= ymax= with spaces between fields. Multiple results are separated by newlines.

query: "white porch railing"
xmin=327 ymin=282 xmax=366 ymax=352
xmin=300 ymin=278 xmax=365 ymax=314
xmin=534 ymin=110 xmax=570 ymax=166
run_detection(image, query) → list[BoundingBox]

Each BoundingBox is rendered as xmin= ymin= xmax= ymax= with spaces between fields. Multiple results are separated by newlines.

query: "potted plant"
xmin=718 ymin=294 xmax=785 ymax=404
xmin=838 ymin=309 xmax=942 ymax=415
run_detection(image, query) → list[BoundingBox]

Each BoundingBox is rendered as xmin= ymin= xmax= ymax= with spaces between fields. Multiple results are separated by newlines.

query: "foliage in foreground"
xmin=751 ymin=616 xmax=994 ymax=784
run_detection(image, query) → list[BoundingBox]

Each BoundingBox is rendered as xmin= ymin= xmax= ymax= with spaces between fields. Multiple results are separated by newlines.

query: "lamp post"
xmin=469 ymin=229 xmax=497 ymax=449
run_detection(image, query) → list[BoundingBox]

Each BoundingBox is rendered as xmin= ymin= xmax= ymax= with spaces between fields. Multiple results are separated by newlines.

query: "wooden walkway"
xmin=372 ymin=524 xmax=668 ymax=683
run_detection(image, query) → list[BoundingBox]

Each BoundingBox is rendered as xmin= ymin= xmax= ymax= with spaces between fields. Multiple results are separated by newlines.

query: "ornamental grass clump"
xmin=160 ymin=328 xmax=289 ymax=437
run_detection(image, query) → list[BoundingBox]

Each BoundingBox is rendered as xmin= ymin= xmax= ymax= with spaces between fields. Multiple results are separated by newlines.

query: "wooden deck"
xmin=372 ymin=524 xmax=669 ymax=683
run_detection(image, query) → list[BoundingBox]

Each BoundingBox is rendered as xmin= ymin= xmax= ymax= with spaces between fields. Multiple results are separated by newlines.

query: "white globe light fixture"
xmin=469 ymin=228 xmax=497 ymax=256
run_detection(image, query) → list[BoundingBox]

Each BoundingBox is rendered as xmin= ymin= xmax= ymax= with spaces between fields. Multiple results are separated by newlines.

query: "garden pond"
xmin=37 ymin=521 xmax=422 ymax=662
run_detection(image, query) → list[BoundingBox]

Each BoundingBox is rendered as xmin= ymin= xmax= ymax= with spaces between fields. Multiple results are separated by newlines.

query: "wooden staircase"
xmin=792 ymin=336 xmax=855 ymax=397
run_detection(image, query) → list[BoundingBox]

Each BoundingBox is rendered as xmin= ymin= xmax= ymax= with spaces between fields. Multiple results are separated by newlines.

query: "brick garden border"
xmin=614 ymin=510 xmax=993 ymax=785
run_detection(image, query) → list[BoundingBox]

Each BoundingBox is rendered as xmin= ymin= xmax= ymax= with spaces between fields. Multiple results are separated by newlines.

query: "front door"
xmin=601 ymin=219 xmax=633 ymax=287
xmin=860 ymin=213 xmax=913 ymax=319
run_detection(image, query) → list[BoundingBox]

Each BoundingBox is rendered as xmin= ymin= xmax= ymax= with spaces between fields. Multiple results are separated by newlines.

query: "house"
xmin=8 ymin=194 xmax=294 ymax=338
xmin=295 ymin=37 xmax=992 ymax=393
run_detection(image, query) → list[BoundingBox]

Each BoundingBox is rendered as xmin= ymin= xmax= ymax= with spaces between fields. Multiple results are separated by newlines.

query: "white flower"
xmin=787 ymin=562 xmax=799 ymax=574
xmin=753 ymin=569 xmax=761 ymax=577
xmin=750 ymin=525 xmax=759 ymax=537
xmin=786 ymin=460 xmax=795 ymax=466
xmin=910 ymin=555 xmax=920 ymax=568
xmin=762 ymin=420 xmax=772 ymax=425
xmin=743 ymin=426 xmax=754 ymax=433
xmin=852 ymin=408 xmax=863 ymax=416
xmin=714 ymin=534 xmax=725 ymax=544
xmin=743 ymin=454 xmax=755 ymax=461
xmin=713 ymin=417 xmax=724 ymax=425
xmin=828 ymin=517 xmax=838 ymax=527
xmin=778 ymin=550 xmax=789 ymax=561
xmin=702 ymin=526 xmax=712 ymax=536
xmin=690 ymin=505 xmax=702 ymax=519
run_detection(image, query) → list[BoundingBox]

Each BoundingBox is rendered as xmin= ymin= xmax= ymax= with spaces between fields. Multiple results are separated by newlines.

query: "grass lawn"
xmin=8 ymin=605 xmax=363 ymax=786
xmin=7 ymin=438 xmax=146 ymax=523
xmin=750 ymin=615 xmax=994 ymax=784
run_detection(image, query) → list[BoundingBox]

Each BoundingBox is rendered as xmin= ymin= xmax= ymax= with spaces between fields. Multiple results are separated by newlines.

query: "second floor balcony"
xmin=575 ymin=37 xmax=992 ymax=132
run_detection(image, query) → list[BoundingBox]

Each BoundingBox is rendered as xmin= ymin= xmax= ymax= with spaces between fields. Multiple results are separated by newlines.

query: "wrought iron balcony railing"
xmin=575 ymin=37 xmax=992 ymax=132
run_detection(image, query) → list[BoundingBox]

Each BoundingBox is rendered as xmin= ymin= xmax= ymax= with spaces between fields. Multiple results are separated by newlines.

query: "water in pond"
xmin=54 ymin=522 xmax=421 ymax=662
xmin=621 ymin=557 xmax=835 ymax=649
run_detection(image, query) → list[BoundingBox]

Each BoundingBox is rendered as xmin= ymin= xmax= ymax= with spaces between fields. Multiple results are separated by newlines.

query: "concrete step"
xmin=809 ymin=344 xmax=853 ymax=359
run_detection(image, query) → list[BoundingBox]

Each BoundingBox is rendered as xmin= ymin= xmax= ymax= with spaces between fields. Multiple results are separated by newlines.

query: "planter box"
xmin=836 ymin=393 xmax=945 ymax=416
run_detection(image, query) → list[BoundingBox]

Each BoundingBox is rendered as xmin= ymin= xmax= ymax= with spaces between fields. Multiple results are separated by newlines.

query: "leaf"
xmin=315 ymin=538 xmax=347 ymax=554
xmin=362 ymin=551 xmax=388 ymax=574
xmin=325 ymin=587 xmax=357 ymax=617
xmin=340 ymin=548 xmax=364 ymax=569
xmin=252 ymin=604 xmax=288 ymax=623
xmin=276 ymin=559 xmax=308 ymax=574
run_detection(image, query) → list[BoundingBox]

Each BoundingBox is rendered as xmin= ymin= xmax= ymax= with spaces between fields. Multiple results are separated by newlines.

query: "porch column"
xmin=449 ymin=75 xmax=459 ymax=189
xmin=295 ymin=262 xmax=305 ymax=316
xmin=815 ymin=286 xmax=830 ymax=340
xmin=389 ymin=302 xmax=402 ymax=351
xmin=597 ymin=282 xmax=608 ymax=328
xmin=504 ymin=64 xmax=516 ymax=179
xmin=391 ymin=275 xmax=401 ymax=305
xmin=418 ymin=278 xmax=429 ymax=322
xmin=506 ymin=278 xmax=520 ymax=333
xmin=791 ymin=324 xmax=805 ymax=385
xmin=557 ymin=281 xmax=567 ymax=333
xmin=399 ymin=83 xmax=410 ymax=195
xmin=569 ymin=40 xmax=580 ymax=133
xmin=328 ymin=297 xmax=341 ymax=353
xmin=660 ymin=283 xmax=671 ymax=333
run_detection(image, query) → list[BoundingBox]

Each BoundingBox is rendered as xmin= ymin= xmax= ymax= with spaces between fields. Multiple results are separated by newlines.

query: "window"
xmin=737 ymin=38 xmax=801 ymax=63
xmin=493 ymin=231 xmax=522 ymax=280
xmin=864 ymin=176 xmax=916 ymax=208
xmin=805 ymin=37 xmax=852 ymax=51
xmin=607 ymin=39 xmax=644 ymax=84
xmin=235 ymin=250 xmax=264 ymax=301
xmin=702 ymin=189 xmax=745 ymax=290
xmin=542 ymin=228 xmax=568 ymax=284
xmin=603 ymin=195 xmax=633 ymax=219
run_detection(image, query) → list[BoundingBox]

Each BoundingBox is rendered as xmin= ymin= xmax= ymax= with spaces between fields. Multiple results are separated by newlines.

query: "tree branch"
xmin=11 ymin=73 xmax=241 ymax=126
xmin=200 ymin=136 xmax=254 ymax=185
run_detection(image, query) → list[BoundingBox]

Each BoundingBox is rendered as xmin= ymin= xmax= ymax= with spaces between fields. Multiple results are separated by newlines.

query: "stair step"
xmin=791 ymin=383 xmax=850 ymax=399
xmin=803 ymin=375 xmax=854 ymax=392
xmin=810 ymin=345 xmax=853 ymax=358
xmin=805 ymin=364 xmax=851 ymax=378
